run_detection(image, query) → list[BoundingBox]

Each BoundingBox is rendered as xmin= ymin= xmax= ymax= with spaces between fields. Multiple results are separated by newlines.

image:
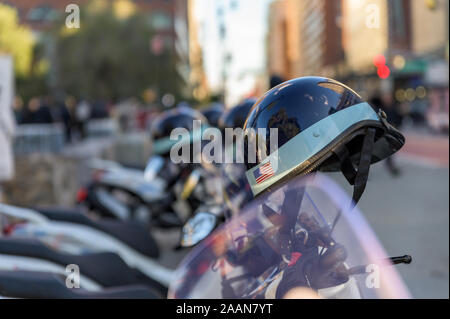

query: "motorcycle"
xmin=0 ymin=270 xmax=160 ymax=299
xmin=77 ymin=156 xmax=181 ymax=226
xmin=0 ymin=157 xmax=221 ymax=295
xmin=169 ymin=173 xmax=412 ymax=299
xmin=0 ymin=203 xmax=179 ymax=291
xmin=179 ymin=161 xmax=251 ymax=249
xmin=0 ymin=237 xmax=167 ymax=297
xmin=78 ymin=155 xmax=213 ymax=228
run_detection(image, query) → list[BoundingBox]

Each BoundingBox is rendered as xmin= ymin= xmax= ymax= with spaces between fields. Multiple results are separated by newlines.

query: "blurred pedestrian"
xmin=370 ymin=93 xmax=402 ymax=176
xmin=13 ymin=96 xmax=25 ymax=124
xmin=65 ymin=96 xmax=78 ymax=143
xmin=75 ymin=99 xmax=91 ymax=139
xmin=22 ymin=96 xmax=54 ymax=124
xmin=90 ymin=100 xmax=109 ymax=119
xmin=47 ymin=95 xmax=72 ymax=142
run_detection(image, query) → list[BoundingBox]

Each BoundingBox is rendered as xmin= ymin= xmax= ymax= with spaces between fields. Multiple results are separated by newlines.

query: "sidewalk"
xmin=398 ymin=130 xmax=449 ymax=168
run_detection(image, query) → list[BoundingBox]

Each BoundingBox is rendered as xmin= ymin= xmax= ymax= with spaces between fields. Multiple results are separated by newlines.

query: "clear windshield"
xmin=169 ymin=173 xmax=410 ymax=299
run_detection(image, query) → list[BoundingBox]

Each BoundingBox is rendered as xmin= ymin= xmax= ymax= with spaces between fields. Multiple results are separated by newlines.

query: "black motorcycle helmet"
xmin=243 ymin=76 xmax=405 ymax=204
xmin=218 ymin=98 xmax=257 ymax=130
xmin=201 ymin=103 xmax=224 ymax=128
xmin=150 ymin=106 xmax=208 ymax=157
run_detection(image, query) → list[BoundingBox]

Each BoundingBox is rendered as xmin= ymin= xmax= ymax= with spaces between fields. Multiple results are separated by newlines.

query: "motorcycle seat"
xmin=34 ymin=207 xmax=159 ymax=258
xmin=0 ymin=237 xmax=162 ymax=292
xmin=0 ymin=270 xmax=159 ymax=299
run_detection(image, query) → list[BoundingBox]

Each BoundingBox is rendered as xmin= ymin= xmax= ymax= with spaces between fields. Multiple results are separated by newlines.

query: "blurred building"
xmin=267 ymin=0 xmax=289 ymax=78
xmin=173 ymin=0 xmax=190 ymax=90
xmin=409 ymin=0 xmax=449 ymax=131
xmin=266 ymin=0 xmax=449 ymax=129
xmin=342 ymin=0 xmax=388 ymax=75
xmin=187 ymin=0 xmax=209 ymax=101
xmin=339 ymin=0 xmax=390 ymax=98
xmin=267 ymin=0 xmax=344 ymax=79
xmin=411 ymin=0 xmax=449 ymax=56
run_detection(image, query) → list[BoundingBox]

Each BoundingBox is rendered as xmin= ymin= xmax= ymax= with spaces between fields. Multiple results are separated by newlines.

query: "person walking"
xmin=22 ymin=96 xmax=54 ymax=124
xmin=75 ymin=99 xmax=91 ymax=139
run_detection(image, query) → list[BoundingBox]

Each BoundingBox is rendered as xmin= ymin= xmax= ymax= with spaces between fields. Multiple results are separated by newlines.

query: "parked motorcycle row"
xmin=0 ymin=79 xmax=413 ymax=299
xmin=0 ymin=102 xmax=247 ymax=298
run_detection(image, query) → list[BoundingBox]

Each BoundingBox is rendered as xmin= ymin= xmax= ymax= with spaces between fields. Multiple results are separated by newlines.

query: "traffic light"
xmin=373 ymin=54 xmax=391 ymax=79
xmin=373 ymin=54 xmax=386 ymax=68
xmin=377 ymin=65 xmax=391 ymax=79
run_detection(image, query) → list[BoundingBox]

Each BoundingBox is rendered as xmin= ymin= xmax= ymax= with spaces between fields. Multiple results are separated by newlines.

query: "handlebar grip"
xmin=390 ymin=255 xmax=412 ymax=265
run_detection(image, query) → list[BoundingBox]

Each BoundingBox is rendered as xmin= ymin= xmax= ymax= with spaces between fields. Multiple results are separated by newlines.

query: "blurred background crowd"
xmin=0 ymin=0 xmax=448 ymax=298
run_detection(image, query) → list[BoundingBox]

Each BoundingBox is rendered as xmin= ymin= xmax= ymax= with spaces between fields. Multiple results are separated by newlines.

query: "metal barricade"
xmin=86 ymin=118 xmax=119 ymax=137
xmin=13 ymin=124 xmax=66 ymax=156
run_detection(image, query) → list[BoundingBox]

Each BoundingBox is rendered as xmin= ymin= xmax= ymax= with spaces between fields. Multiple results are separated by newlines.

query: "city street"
xmin=333 ymin=131 xmax=449 ymax=298
xmin=1 ymin=0 xmax=448 ymax=301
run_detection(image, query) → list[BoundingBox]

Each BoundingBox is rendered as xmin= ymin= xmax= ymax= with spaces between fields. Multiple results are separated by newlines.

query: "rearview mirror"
xmin=180 ymin=212 xmax=217 ymax=247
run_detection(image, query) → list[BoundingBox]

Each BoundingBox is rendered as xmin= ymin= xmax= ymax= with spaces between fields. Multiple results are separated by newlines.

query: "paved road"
xmin=332 ymin=132 xmax=449 ymax=298
xmin=399 ymin=132 xmax=449 ymax=167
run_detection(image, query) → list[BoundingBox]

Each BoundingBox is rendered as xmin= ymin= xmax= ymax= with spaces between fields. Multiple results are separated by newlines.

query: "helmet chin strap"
xmin=333 ymin=128 xmax=376 ymax=208
xmin=328 ymin=127 xmax=376 ymax=235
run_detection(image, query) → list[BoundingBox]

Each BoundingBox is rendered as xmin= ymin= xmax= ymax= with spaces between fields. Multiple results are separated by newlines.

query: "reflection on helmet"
xmin=218 ymin=98 xmax=257 ymax=131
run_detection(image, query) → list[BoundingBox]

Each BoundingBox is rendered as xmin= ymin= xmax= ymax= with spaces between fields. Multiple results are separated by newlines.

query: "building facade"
xmin=187 ymin=0 xmax=209 ymax=101
xmin=266 ymin=0 xmax=449 ymax=129
xmin=267 ymin=0 xmax=344 ymax=79
xmin=410 ymin=0 xmax=449 ymax=131
xmin=267 ymin=0 xmax=289 ymax=79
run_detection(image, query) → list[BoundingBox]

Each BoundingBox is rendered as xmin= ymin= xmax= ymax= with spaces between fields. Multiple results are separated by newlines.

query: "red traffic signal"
xmin=377 ymin=65 xmax=391 ymax=79
xmin=373 ymin=54 xmax=390 ymax=79
xmin=373 ymin=54 xmax=386 ymax=68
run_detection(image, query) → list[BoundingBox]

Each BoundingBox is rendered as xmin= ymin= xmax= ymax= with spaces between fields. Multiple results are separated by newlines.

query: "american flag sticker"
xmin=253 ymin=161 xmax=275 ymax=184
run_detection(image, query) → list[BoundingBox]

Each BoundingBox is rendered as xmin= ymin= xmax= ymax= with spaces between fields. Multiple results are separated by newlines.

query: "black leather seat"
xmin=34 ymin=207 xmax=159 ymax=258
xmin=0 ymin=237 xmax=166 ymax=294
xmin=0 ymin=270 xmax=159 ymax=299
